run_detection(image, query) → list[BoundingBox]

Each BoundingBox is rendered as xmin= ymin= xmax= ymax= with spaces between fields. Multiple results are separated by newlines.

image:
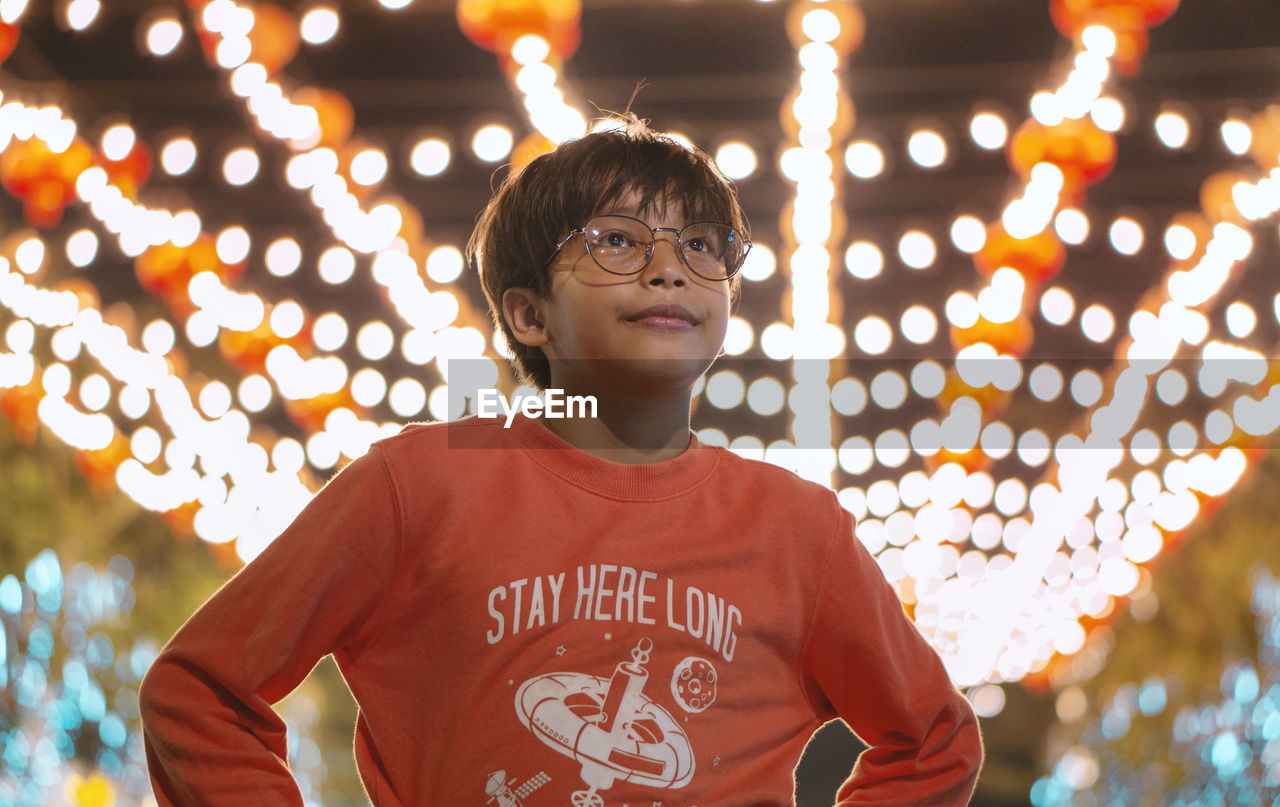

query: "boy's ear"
xmin=501 ymin=287 xmax=550 ymax=347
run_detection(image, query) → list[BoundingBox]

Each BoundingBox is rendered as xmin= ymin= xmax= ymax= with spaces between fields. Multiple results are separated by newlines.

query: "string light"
xmin=970 ymin=112 xmax=1008 ymax=150
xmin=64 ymin=0 xmax=99 ymax=31
xmin=470 ymin=123 xmax=513 ymax=162
xmin=507 ymin=34 xmax=587 ymax=144
xmin=144 ymin=17 xmax=183 ymax=55
xmin=779 ymin=0 xmax=862 ymax=483
xmin=299 ymin=6 xmax=339 ymax=44
xmin=0 ymin=95 xmax=479 ymax=557
xmin=160 ymin=136 xmax=197 ymax=175
xmin=409 ymin=136 xmax=450 ymax=176
xmin=715 ymin=141 xmax=757 ymax=180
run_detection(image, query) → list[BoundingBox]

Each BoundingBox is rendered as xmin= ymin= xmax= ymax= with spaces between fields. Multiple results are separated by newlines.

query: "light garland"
xmin=817 ymin=5 xmax=1280 ymax=690
xmin=0 ymin=83 xmax=492 ymax=445
xmin=933 ymin=125 xmax=1280 ymax=687
xmin=0 ymin=259 xmax=351 ymax=559
xmin=777 ymin=0 xmax=861 ymax=485
xmin=0 ymin=93 xmax=440 ymax=557
xmin=508 ymin=34 xmax=586 ymax=145
xmin=0 ymin=96 xmax=388 ymax=418
xmin=873 ymin=5 xmax=1178 ymax=687
xmin=189 ymin=0 xmax=495 ymax=363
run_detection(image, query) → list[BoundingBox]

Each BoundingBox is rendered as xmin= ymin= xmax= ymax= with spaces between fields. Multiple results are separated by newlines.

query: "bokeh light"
xmin=300 ymin=6 xmax=339 ymax=44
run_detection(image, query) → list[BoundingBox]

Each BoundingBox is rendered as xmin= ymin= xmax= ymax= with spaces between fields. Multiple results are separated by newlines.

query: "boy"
xmin=139 ymin=118 xmax=983 ymax=805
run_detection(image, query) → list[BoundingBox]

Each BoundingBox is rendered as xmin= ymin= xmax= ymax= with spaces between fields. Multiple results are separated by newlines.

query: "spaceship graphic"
xmin=515 ymin=638 xmax=694 ymax=806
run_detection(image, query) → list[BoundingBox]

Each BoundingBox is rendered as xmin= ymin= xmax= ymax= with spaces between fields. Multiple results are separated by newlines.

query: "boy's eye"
xmin=685 ymin=236 xmax=708 ymax=253
xmin=598 ymin=230 xmax=637 ymax=250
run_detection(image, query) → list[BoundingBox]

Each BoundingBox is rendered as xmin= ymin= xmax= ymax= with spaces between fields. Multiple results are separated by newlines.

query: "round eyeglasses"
xmin=547 ymin=214 xmax=751 ymax=281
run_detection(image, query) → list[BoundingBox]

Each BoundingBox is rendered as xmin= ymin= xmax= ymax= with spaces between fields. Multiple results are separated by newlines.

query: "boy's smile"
xmin=625 ymin=302 xmax=698 ymax=331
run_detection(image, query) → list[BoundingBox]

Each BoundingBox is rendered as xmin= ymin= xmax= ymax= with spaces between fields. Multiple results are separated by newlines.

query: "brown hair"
xmin=466 ymin=117 xmax=749 ymax=390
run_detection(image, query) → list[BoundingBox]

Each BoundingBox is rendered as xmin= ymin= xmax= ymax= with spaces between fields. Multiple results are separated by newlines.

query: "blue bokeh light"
xmin=1138 ymin=678 xmax=1167 ymax=716
xmin=0 ymin=574 xmax=23 ymax=613
xmin=1039 ymin=568 xmax=1280 ymax=805
xmin=1 ymin=547 xmax=342 ymax=806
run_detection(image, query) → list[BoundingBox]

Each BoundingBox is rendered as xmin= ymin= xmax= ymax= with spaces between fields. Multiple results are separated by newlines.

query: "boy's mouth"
xmin=625 ymin=304 xmax=698 ymax=330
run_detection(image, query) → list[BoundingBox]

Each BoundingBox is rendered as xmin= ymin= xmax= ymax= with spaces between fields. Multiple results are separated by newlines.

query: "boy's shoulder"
xmin=360 ymin=416 xmax=515 ymax=473
xmin=701 ymin=443 xmax=843 ymax=512
xmin=373 ymin=415 xmax=511 ymax=451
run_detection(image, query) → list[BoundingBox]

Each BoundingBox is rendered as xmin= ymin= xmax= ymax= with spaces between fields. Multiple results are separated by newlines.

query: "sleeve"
xmin=138 ymin=445 xmax=404 ymax=807
xmin=799 ymin=503 xmax=983 ymax=806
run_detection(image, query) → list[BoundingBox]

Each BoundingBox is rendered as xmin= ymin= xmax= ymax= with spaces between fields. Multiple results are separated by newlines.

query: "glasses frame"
xmin=545 ymin=214 xmax=751 ymax=281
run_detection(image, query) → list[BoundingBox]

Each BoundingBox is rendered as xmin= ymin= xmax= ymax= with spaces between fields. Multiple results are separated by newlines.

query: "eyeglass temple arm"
xmin=543 ymin=228 xmax=586 ymax=268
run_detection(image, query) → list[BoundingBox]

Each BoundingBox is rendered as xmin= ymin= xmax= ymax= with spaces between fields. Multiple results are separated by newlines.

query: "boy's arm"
xmin=138 ymin=447 xmax=403 ymax=806
xmin=800 ymin=505 xmax=983 ymax=806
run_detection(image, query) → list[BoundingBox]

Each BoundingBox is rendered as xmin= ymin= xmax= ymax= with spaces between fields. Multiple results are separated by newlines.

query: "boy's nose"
xmin=644 ymin=235 xmax=688 ymax=286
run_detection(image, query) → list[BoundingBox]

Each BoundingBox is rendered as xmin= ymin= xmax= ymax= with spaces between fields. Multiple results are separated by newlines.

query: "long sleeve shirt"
xmin=139 ymin=413 xmax=982 ymax=805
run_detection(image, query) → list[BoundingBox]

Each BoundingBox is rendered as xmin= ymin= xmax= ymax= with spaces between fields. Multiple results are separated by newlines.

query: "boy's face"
xmin=521 ymin=191 xmax=732 ymax=394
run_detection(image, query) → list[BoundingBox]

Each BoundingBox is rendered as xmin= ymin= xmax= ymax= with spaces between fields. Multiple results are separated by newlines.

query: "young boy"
xmin=139 ymin=119 xmax=983 ymax=805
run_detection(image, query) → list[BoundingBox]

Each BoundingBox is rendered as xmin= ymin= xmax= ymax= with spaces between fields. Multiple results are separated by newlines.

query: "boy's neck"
xmin=536 ymin=386 xmax=693 ymax=465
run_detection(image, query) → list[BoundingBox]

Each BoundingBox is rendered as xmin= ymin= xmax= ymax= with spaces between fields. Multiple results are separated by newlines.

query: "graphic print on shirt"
xmin=484 ymin=769 xmax=551 ymax=805
xmin=514 ymin=638 xmax=708 ymax=806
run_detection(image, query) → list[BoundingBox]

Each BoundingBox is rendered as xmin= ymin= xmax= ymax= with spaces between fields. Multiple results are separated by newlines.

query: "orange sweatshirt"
xmin=139 ymin=414 xmax=982 ymax=806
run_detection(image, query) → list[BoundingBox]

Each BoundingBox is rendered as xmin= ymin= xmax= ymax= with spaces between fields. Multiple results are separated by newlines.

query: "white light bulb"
xmin=969 ymin=113 xmax=1007 ymax=150
xmin=410 ymin=138 xmax=450 ymax=176
xmin=160 ymin=137 xmax=197 ymax=176
xmin=471 ymin=125 xmax=513 ymax=163
xmin=101 ymin=124 xmax=136 ymax=162
xmin=222 ymin=147 xmax=260 ymax=186
xmin=66 ymin=0 xmax=99 ymax=30
xmin=907 ymin=130 xmax=947 ymax=169
xmin=146 ymin=18 xmax=183 ymax=55
xmin=299 ymin=7 xmax=339 ymax=44
xmin=715 ymin=142 xmax=757 ymax=180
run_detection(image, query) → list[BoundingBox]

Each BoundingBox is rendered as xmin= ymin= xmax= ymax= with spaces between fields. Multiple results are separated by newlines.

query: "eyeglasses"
xmin=547 ymin=214 xmax=751 ymax=281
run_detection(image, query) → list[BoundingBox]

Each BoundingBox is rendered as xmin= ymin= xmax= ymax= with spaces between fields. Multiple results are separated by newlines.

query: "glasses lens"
xmin=583 ymin=216 xmax=651 ymax=274
xmin=681 ymin=223 xmax=742 ymax=279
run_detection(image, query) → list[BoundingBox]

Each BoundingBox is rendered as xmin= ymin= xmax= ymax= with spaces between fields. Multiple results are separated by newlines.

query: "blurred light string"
xmin=898 ymin=17 xmax=1147 ymax=687
xmin=200 ymin=0 xmax=400 ymax=253
xmin=958 ymin=25 xmax=1120 ymax=352
xmin=0 ymin=91 xmax=487 ymax=433
xmin=952 ymin=159 xmax=1280 ymax=685
xmin=506 ymin=33 xmax=587 ymax=144
xmin=894 ymin=5 xmax=1279 ymax=687
xmin=0 ymin=98 xmax=403 ymax=558
xmin=844 ymin=25 xmax=1122 ymax=489
xmin=807 ymin=19 xmax=1136 ymax=688
xmin=0 ymin=258 xmax=333 ymax=561
xmin=0 ymin=98 xmax=418 ymax=425
xmin=779 ymin=0 xmax=861 ymax=485
xmin=0 ymin=4 xmax=581 ymax=561
xmin=0 ymin=93 xmax=512 ymax=561
xmin=193 ymin=0 xmax=498 ymax=379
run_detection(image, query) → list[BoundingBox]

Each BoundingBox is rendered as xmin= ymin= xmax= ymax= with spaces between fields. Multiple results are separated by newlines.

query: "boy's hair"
xmin=466 ymin=116 xmax=749 ymax=391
